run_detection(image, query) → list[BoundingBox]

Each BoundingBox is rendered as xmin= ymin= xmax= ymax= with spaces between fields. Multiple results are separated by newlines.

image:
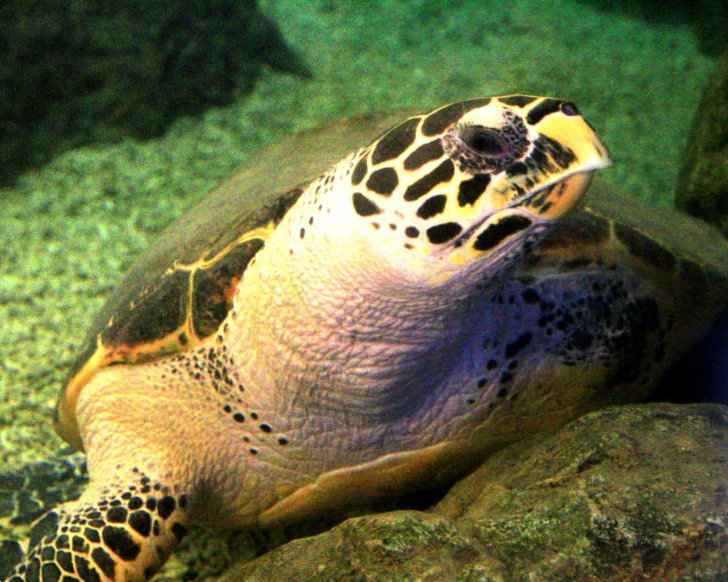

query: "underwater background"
xmin=0 ymin=0 xmax=727 ymax=579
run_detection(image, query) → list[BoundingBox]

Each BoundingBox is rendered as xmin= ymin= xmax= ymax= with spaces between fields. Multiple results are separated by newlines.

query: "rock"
xmin=676 ymin=49 xmax=728 ymax=238
xmin=0 ymin=1 xmax=309 ymax=184
xmin=0 ymin=452 xmax=86 ymax=529
xmin=219 ymin=404 xmax=728 ymax=582
xmin=575 ymin=1 xmax=728 ymax=57
xmin=693 ymin=2 xmax=728 ymax=57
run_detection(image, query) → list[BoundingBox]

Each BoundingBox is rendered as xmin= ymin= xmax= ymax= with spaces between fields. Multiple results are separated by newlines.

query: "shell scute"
xmin=192 ymin=238 xmax=265 ymax=339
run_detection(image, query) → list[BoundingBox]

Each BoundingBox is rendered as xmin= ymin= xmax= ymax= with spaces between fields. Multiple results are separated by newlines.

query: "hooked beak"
xmin=449 ymin=108 xmax=612 ymax=258
xmin=494 ymin=108 xmax=613 ymax=221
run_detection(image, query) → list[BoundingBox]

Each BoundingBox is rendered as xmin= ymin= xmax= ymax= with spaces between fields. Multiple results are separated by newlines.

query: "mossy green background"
xmin=0 ymin=0 xmax=715 ymax=469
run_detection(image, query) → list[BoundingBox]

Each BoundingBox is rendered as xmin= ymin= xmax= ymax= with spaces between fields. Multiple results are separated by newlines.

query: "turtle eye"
xmin=459 ymin=125 xmax=511 ymax=160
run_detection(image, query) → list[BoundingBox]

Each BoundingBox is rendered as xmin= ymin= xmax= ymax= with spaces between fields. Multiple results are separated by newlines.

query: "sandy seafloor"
xmin=0 ymin=0 xmax=718 ymax=548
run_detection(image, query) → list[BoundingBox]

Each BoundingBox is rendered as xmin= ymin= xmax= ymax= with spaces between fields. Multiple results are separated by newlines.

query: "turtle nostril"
xmin=560 ymin=101 xmax=579 ymax=116
xmin=460 ymin=125 xmax=511 ymax=159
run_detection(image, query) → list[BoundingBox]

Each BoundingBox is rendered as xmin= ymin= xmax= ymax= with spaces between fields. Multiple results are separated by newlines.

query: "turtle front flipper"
xmin=4 ymin=474 xmax=190 ymax=582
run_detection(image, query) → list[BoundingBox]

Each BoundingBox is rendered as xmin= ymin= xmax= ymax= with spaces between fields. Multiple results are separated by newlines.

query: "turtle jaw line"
xmin=507 ymin=168 xmax=594 ymax=215
xmin=450 ymin=171 xmax=582 ymax=251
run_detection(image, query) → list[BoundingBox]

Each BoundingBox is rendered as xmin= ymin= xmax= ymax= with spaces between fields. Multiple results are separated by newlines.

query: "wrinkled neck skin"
xmin=229 ymin=156 xmax=541 ymax=437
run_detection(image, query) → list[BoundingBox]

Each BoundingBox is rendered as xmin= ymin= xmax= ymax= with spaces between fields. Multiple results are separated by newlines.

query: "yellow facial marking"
xmin=351 ymin=95 xmax=611 ymax=274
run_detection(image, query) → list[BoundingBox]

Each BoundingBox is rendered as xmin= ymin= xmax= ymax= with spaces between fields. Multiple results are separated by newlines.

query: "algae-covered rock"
xmin=676 ymin=49 xmax=728 ymax=238
xmin=220 ymin=404 xmax=728 ymax=582
xmin=576 ymin=0 xmax=728 ymax=57
xmin=0 ymin=1 xmax=308 ymax=184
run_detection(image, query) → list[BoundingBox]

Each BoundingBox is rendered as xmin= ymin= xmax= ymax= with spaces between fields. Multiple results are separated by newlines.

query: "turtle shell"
xmin=55 ymin=107 xmax=728 ymax=451
xmin=56 ymin=110 xmax=415 ymax=447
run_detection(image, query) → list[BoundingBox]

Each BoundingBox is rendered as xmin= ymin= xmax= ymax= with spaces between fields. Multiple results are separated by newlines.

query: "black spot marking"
xmin=106 ymin=507 xmax=127 ymax=524
xmin=505 ymin=332 xmax=533 ymax=359
xmin=533 ymin=135 xmax=576 ymax=169
xmin=416 ymin=195 xmax=447 ymax=219
xmin=28 ymin=512 xmax=59 ymax=551
xmin=526 ymin=98 xmax=564 ymax=125
xmin=25 ymin=558 xmax=40 ymax=582
xmin=499 ymin=95 xmax=537 ymax=107
xmin=521 ymin=288 xmax=539 ymax=303
xmin=571 ymin=329 xmax=594 ymax=351
xmin=366 ymin=167 xmax=399 ymax=196
xmin=91 ymin=547 xmax=115 ymax=580
xmin=179 ymin=495 xmax=188 ymax=509
xmin=404 ymin=159 xmax=455 ymax=201
xmin=457 ymin=174 xmax=491 ymax=206
xmin=404 ymin=139 xmax=444 ymax=170
xmin=71 ymin=536 xmax=88 ymax=554
xmin=278 ymin=437 xmax=289 ymax=445
xmin=421 ymin=98 xmax=492 ymax=136
xmin=157 ymin=497 xmax=176 ymax=520
xmin=129 ymin=511 xmax=152 ymax=537
xmin=233 ymin=412 xmax=245 ymax=423
xmin=615 ymin=224 xmax=677 ymax=271
xmin=41 ymin=563 xmax=61 ymax=582
xmin=474 ymin=215 xmax=532 ymax=251
xmin=372 ymin=117 xmax=419 ymax=165
xmin=426 ymin=222 xmax=463 ymax=244
xmin=171 ymin=522 xmax=187 ymax=541
xmin=74 ymin=555 xmax=99 ymax=582
xmin=145 ymin=498 xmax=156 ymax=512
xmin=351 ymin=156 xmax=368 ymax=186
xmin=102 ymin=526 xmax=140 ymax=561
xmin=56 ymin=550 xmax=74 ymax=573
xmin=506 ymin=161 xmax=528 ymax=177
xmin=404 ymin=226 xmax=419 ymax=238
xmin=40 ymin=546 xmax=55 ymax=561
xmin=260 ymin=424 xmax=272 ymax=433
xmin=352 ymin=192 xmax=381 ymax=217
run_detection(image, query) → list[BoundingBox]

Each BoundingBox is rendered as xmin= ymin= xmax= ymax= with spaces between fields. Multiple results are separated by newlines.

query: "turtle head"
xmin=347 ymin=95 xmax=612 ymax=285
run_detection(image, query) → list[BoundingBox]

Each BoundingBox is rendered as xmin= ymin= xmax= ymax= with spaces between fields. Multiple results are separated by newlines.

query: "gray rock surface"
xmin=219 ymin=403 xmax=728 ymax=582
xmin=0 ymin=1 xmax=308 ymax=184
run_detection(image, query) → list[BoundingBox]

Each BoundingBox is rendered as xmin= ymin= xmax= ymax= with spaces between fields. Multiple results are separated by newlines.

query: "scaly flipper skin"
xmin=6 ymin=472 xmax=189 ymax=582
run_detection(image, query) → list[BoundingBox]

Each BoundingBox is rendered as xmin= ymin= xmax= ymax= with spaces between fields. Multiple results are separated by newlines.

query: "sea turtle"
xmin=5 ymin=96 xmax=728 ymax=582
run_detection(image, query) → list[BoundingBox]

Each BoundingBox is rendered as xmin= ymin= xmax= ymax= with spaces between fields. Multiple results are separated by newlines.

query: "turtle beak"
xmin=444 ymin=106 xmax=611 ymax=264
xmin=486 ymin=108 xmax=612 ymax=222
